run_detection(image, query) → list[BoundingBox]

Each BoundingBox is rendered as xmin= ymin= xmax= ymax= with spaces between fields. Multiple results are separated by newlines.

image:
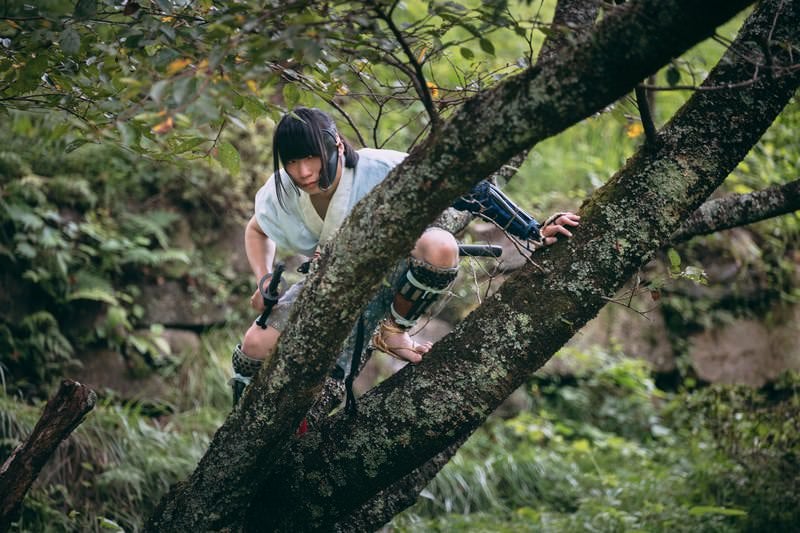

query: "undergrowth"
xmin=3 ymin=343 xmax=797 ymax=532
xmin=0 ymin=328 xmax=234 ymax=533
xmin=391 ymin=351 xmax=800 ymax=532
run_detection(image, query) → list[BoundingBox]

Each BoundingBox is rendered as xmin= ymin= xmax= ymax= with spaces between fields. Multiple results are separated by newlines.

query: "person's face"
xmin=284 ymin=137 xmax=344 ymax=196
xmin=285 ymin=154 xmax=324 ymax=194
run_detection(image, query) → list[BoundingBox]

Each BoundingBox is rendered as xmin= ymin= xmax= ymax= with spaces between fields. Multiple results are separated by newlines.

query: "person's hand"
xmin=250 ymin=287 xmax=266 ymax=311
xmin=540 ymin=212 xmax=580 ymax=246
xmin=250 ymin=272 xmax=272 ymax=311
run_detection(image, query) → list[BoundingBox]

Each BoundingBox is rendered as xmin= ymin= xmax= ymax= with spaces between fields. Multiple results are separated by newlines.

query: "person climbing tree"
xmin=229 ymin=106 xmax=580 ymax=405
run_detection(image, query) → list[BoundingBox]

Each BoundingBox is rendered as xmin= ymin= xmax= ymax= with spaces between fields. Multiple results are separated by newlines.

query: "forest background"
xmin=0 ymin=0 xmax=799 ymax=531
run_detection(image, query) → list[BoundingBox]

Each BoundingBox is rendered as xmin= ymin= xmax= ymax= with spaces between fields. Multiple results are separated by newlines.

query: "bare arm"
xmin=245 ymin=215 xmax=276 ymax=310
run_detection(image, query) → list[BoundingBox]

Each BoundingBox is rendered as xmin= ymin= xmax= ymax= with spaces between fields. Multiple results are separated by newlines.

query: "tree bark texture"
xmin=244 ymin=1 xmax=800 ymax=530
xmin=331 ymin=436 xmax=468 ymax=533
xmin=148 ymin=1 xmax=758 ymax=530
xmin=0 ymin=380 xmax=96 ymax=532
xmin=672 ymin=178 xmax=800 ymax=243
xmin=336 ymin=0 xmax=604 ymax=524
xmin=537 ymin=0 xmax=601 ymax=62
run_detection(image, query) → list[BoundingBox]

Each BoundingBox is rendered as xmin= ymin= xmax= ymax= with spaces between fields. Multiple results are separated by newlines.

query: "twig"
xmin=366 ymin=0 xmax=441 ymax=130
xmin=634 ymin=85 xmax=657 ymax=144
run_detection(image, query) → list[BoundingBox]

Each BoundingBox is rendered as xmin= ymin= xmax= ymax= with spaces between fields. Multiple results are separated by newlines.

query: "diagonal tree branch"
xmin=0 ymin=380 xmax=96 ymax=531
xmin=244 ymin=1 xmax=800 ymax=529
xmin=672 ymin=178 xmax=800 ymax=242
xmin=148 ymin=1 xmax=757 ymax=530
xmin=538 ymin=0 xmax=602 ymax=62
xmin=335 ymin=2 xmax=606 ymax=525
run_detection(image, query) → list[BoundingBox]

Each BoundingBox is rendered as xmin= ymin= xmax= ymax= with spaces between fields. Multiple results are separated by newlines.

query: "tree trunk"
xmin=148 ymin=1 xmax=757 ymax=530
xmin=334 ymin=1 xmax=605 ymax=525
xmin=243 ymin=1 xmax=800 ymax=530
xmin=0 ymin=380 xmax=96 ymax=532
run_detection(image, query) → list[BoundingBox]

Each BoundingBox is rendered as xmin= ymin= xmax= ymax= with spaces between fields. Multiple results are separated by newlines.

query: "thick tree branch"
xmin=672 ymin=178 xmax=800 ymax=242
xmin=341 ymin=3 xmax=606 ymax=524
xmin=538 ymin=0 xmax=601 ymax=62
xmin=244 ymin=1 xmax=799 ymax=529
xmin=332 ymin=436 xmax=467 ymax=532
xmin=0 ymin=380 xmax=96 ymax=532
xmin=148 ymin=1 xmax=757 ymax=530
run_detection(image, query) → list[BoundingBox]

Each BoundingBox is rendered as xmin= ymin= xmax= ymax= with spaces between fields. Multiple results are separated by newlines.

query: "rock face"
xmin=67 ymin=349 xmax=169 ymax=402
xmin=566 ymin=290 xmax=675 ymax=373
xmin=689 ymin=307 xmax=800 ymax=387
xmin=138 ymin=280 xmax=232 ymax=327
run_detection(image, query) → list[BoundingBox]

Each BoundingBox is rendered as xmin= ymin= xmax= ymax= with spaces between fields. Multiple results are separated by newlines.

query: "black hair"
xmin=272 ymin=107 xmax=359 ymax=209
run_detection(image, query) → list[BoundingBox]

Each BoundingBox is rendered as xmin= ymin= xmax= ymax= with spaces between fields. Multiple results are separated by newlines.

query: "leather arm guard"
xmin=391 ymin=258 xmax=458 ymax=329
xmin=452 ymin=181 xmax=543 ymax=244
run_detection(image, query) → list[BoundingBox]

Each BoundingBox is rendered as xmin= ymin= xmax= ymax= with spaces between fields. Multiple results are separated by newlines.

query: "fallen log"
xmin=0 ymin=380 xmax=96 ymax=532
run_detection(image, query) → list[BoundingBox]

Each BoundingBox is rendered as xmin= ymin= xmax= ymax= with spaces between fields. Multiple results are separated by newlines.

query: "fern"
xmin=121 ymin=211 xmax=181 ymax=249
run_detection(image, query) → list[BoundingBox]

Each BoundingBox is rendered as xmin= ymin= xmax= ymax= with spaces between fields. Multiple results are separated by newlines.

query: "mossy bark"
xmin=244 ymin=1 xmax=799 ymax=530
xmin=330 ymin=2 xmax=604 ymax=526
xmin=147 ymin=1 xmax=760 ymax=531
xmin=0 ymin=380 xmax=96 ymax=532
xmin=672 ymin=178 xmax=800 ymax=243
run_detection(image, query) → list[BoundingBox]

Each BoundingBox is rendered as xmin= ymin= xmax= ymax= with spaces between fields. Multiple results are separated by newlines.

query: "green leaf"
xmin=173 ymin=136 xmax=207 ymax=154
xmin=479 ymin=38 xmax=495 ymax=55
xmin=242 ymin=96 xmax=266 ymax=120
xmin=60 ymin=27 xmax=81 ymax=56
xmin=688 ymin=506 xmax=747 ymax=517
xmin=155 ymin=0 xmax=173 ymax=13
xmin=118 ymin=121 xmax=141 ymax=148
xmin=16 ymin=242 xmax=37 ymax=259
xmin=149 ymin=80 xmax=169 ymax=104
xmin=67 ymin=287 xmax=119 ymax=305
xmin=16 ymin=55 xmax=48 ymax=94
xmin=68 ymin=272 xmax=118 ymax=305
xmin=74 ymin=0 xmax=97 ymax=20
xmin=282 ymin=83 xmax=300 ymax=110
xmin=217 ymin=141 xmax=240 ymax=176
xmin=65 ymin=139 xmax=90 ymax=152
xmin=666 ymin=65 xmax=681 ymax=87
xmin=667 ymin=248 xmax=681 ymax=271
xmin=460 ymin=47 xmax=474 ymax=60
xmin=172 ymin=77 xmax=196 ymax=106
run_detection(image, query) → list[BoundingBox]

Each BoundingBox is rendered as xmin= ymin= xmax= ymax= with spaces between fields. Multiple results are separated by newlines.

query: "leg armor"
xmin=230 ymin=344 xmax=263 ymax=406
xmin=391 ymin=257 xmax=459 ymax=329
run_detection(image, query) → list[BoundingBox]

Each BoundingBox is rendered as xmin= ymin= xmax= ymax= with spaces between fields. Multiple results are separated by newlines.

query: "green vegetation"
xmin=393 ymin=353 xmax=800 ymax=532
xmin=0 ymin=112 xmax=253 ymax=399
xmin=1 ymin=0 xmax=798 ymax=530
xmin=3 ymin=345 xmax=798 ymax=532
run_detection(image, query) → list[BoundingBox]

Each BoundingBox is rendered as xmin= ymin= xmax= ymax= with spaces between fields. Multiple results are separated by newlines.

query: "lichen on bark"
xmin=147 ymin=1 xmax=778 ymax=531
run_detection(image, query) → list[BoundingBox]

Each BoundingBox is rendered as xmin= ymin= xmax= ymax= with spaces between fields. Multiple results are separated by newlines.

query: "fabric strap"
xmin=391 ymin=257 xmax=458 ymax=329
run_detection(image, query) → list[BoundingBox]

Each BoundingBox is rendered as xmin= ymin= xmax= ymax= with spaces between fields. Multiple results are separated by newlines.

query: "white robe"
xmin=254 ymin=148 xmax=407 ymax=255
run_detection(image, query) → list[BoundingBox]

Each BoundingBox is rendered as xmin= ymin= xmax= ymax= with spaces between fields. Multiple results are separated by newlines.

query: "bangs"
xmin=274 ymin=115 xmax=323 ymax=164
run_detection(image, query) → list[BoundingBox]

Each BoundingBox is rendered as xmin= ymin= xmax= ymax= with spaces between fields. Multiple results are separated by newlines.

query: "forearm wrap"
xmin=452 ymin=180 xmax=542 ymax=243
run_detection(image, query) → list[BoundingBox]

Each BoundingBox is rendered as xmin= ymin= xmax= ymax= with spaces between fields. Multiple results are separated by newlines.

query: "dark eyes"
xmin=287 ymin=155 xmax=315 ymax=164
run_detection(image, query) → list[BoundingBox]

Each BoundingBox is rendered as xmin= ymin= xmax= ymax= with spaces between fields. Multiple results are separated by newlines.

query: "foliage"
xmin=1 ymin=0 xmax=601 ymax=160
xmin=4 ymin=341 xmax=797 ymax=532
xmin=0 ymin=326 xmax=232 ymax=532
xmin=0 ymin=112 xmax=250 ymax=398
xmin=393 ymin=351 xmax=800 ymax=532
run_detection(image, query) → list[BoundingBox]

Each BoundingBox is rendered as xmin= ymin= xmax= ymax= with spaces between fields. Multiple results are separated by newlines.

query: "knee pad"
xmin=391 ymin=257 xmax=458 ymax=328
